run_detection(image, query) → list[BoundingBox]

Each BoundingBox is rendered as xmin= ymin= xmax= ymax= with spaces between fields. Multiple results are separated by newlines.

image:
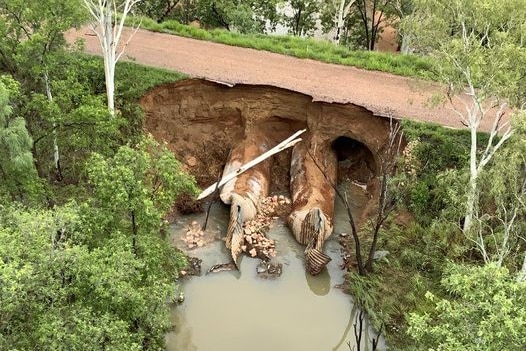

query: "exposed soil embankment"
xmin=141 ymin=79 xmax=390 ymax=190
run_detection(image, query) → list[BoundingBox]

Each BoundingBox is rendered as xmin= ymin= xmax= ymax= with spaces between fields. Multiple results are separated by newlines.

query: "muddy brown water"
xmin=167 ymin=183 xmax=384 ymax=351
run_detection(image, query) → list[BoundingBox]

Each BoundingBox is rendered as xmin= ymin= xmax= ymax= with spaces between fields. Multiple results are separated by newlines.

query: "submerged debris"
xmin=256 ymin=262 xmax=283 ymax=279
xmin=172 ymin=292 xmax=185 ymax=305
xmin=206 ymin=262 xmax=238 ymax=274
xmin=180 ymin=256 xmax=202 ymax=277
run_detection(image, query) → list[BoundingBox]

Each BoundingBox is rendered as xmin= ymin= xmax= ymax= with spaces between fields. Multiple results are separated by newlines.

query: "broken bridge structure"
xmin=141 ymin=79 xmax=393 ymax=275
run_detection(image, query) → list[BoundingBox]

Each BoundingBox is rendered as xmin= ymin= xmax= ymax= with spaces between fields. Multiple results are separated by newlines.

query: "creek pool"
xmin=166 ymin=184 xmax=384 ymax=351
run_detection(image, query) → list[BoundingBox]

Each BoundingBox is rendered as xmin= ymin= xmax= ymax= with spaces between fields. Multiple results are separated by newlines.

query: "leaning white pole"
xmin=197 ymin=129 xmax=306 ymax=200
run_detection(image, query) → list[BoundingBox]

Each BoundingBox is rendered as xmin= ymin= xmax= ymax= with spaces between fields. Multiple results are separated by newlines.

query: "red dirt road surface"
xmin=67 ymin=27 xmax=500 ymax=131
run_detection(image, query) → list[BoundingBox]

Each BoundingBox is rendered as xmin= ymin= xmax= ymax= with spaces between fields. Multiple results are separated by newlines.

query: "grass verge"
xmin=125 ymin=16 xmax=436 ymax=80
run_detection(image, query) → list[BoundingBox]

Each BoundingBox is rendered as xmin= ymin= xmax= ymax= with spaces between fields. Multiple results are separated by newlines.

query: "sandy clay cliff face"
xmin=141 ymin=79 xmax=394 ymax=274
xmin=140 ymin=79 xmax=392 ymax=185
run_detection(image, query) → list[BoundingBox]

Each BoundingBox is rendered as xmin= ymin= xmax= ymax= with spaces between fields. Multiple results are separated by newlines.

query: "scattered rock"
xmin=185 ymin=156 xmax=198 ymax=167
xmin=256 ymin=264 xmax=267 ymax=274
xmin=233 ymin=194 xmax=291 ymax=261
xmin=181 ymin=221 xmax=213 ymax=249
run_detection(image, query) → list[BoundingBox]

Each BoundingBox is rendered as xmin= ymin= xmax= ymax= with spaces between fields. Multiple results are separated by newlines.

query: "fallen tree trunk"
xmin=288 ymin=138 xmax=338 ymax=275
xmin=220 ymin=132 xmax=271 ymax=265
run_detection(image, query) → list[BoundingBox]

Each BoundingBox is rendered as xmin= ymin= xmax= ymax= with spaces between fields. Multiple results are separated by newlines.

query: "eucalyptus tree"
xmin=320 ymin=0 xmax=355 ymax=43
xmin=194 ymin=0 xmax=281 ymax=33
xmin=389 ymin=0 xmax=414 ymax=53
xmin=351 ymin=0 xmax=400 ymax=50
xmin=404 ymin=0 xmax=526 ymax=233
xmin=82 ymin=0 xmax=143 ymax=115
xmin=323 ymin=0 xmax=407 ymax=50
xmin=474 ymin=116 xmax=526 ymax=271
xmin=0 ymin=76 xmax=41 ymax=203
xmin=334 ymin=0 xmax=355 ymax=43
xmin=0 ymin=0 xmax=86 ymax=180
xmin=280 ymin=0 xmax=321 ymax=36
xmin=408 ymin=263 xmax=526 ymax=350
xmin=136 ymin=0 xmax=182 ymax=22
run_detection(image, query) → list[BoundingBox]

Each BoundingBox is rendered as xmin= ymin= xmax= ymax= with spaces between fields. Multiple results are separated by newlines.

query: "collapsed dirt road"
xmin=68 ymin=27 xmax=498 ymax=131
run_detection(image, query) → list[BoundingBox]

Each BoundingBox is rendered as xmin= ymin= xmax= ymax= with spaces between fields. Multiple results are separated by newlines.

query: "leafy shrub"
xmin=408 ymin=263 xmax=526 ymax=350
xmin=400 ymin=120 xmax=490 ymax=225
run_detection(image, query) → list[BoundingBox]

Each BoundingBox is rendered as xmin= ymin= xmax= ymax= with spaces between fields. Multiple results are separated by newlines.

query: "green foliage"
xmin=408 ymin=263 xmax=526 ymax=350
xmin=135 ymin=0 xmax=188 ymax=23
xmin=83 ymin=136 xmax=198 ymax=248
xmin=135 ymin=0 xmax=280 ymax=33
xmin=0 ymin=76 xmax=43 ymax=203
xmin=280 ymin=0 xmax=320 ymax=36
xmin=0 ymin=0 xmax=87 ymax=82
xmin=0 ymin=4 xmax=200 ymax=349
xmin=346 ymin=220 xmax=464 ymax=348
xmin=400 ymin=120 xmax=491 ymax=225
xmin=196 ymin=0 xmax=280 ymax=33
xmin=0 ymin=202 xmax=185 ymax=350
xmin=474 ymin=114 xmax=526 ymax=267
xmin=129 ymin=15 xmax=435 ymax=79
xmin=3 ymin=52 xmax=186 ymax=187
xmin=404 ymin=0 xmax=526 ymax=106
xmin=0 ymin=136 xmax=196 ymax=349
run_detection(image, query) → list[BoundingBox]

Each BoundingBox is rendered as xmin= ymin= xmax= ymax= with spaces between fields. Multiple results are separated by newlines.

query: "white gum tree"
xmin=333 ymin=0 xmax=355 ymax=43
xmin=82 ymin=0 xmax=142 ymax=115
xmin=405 ymin=0 xmax=526 ymax=233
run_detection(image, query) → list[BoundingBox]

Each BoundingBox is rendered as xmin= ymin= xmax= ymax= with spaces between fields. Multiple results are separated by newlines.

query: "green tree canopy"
xmin=0 ymin=0 xmax=86 ymax=81
xmin=280 ymin=0 xmax=320 ymax=36
xmin=408 ymin=262 xmax=526 ymax=350
xmin=0 ymin=136 xmax=197 ymax=350
xmin=192 ymin=0 xmax=280 ymax=33
xmin=403 ymin=0 xmax=526 ymax=104
xmin=0 ymin=76 xmax=42 ymax=203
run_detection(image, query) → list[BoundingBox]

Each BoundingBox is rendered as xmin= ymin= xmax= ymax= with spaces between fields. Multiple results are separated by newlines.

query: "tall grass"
xmin=126 ymin=16 xmax=436 ymax=80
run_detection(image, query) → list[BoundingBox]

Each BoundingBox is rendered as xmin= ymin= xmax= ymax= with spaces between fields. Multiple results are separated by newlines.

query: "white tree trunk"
xmin=400 ymin=33 xmax=411 ymax=54
xmin=333 ymin=0 xmax=355 ymax=44
xmin=103 ymin=3 xmax=115 ymax=114
xmin=517 ymin=254 xmax=526 ymax=282
xmin=82 ymin=0 xmax=142 ymax=116
xmin=43 ymin=72 xmax=61 ymax=180
xmin=463 ymin=121 xmax=479 ymax=232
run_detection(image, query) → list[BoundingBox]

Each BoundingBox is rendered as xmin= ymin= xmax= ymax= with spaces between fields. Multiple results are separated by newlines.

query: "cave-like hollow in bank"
xmin=140 ymin=79 xmax=392 ymax=274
